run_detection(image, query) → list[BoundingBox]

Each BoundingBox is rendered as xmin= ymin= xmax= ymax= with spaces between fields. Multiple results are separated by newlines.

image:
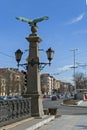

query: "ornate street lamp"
xmin=15 ymin=49 xmax=28 ymax=70
xmin=15 ymin=47 xmax=54 ymax=70
xmin=46 ymin=47 xmax=54 ymax=65
xmin=15 ymin=49 xmax=23 ymax=67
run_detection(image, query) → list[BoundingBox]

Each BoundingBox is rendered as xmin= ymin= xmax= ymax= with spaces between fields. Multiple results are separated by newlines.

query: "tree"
xmin=75 ymin=72 xmax=87 ymax=89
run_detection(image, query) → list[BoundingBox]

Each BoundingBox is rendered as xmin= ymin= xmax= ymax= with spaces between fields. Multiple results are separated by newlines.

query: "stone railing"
xmin=0 ymin=98 xmax=31 ymax=127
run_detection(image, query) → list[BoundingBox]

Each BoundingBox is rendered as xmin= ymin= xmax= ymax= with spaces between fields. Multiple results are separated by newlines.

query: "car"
xmin=43 ymin=95 xmax=47 ymax=98
xmin=0 ymin=96 xmax=4 ymax=100
xmin=56 ymin=93 xmax=65 ymax=99
xmin=2 ymin=96 xmax=13 ymax=100
xmin=13 ymin=95 xmax=23 ymax=99
xmin=51 ymin=95 xmax=58 ymax=101
xmin=1 ymin=95 xmax=23 ymax=100
xmin=47 ymin=95 xmax=52 ymax=98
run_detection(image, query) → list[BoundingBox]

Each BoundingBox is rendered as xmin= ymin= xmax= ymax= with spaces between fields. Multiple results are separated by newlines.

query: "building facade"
xmin=0 ymin=68 xmax=25 ymax=96
xmin=40 ymin=73 xmax=52 ymax=95
xmin=0 ymin=68 xmax=73 ymax=96
xmin=40 ymin=73 xmax=73 ymax=95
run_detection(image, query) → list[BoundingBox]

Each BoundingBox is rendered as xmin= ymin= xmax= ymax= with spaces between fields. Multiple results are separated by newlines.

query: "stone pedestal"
xmin=26 ymin=26 xmax=44 ymax=117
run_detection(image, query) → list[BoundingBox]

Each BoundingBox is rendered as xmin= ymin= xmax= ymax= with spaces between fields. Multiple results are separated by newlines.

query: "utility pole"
xmin=71 ymin=49 xmax=78 ymax=96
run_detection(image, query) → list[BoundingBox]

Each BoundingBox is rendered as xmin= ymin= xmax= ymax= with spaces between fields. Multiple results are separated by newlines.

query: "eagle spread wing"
xmin=16 ymin=16 xmax=49 ymax=26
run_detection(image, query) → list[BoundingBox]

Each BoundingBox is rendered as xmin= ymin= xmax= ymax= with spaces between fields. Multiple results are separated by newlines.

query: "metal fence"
xmin=0 ymin=98 xmax=31 ymax=127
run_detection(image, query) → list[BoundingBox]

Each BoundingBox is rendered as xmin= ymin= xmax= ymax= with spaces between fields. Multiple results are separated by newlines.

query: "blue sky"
xmin=0 ymin=0 xmax=87 ymax=83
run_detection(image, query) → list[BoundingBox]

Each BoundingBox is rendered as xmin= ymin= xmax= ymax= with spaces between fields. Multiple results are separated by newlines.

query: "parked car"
xmin=43 ymin=95 xmax=47 ymax=98
xmin=65 ymin=92 xmax=71 ymax=99
xmin=56 ymin=93 xmax=65 ymax=99
xmin=51 ymin=95 xmax=58 ymax=101
xmin=2 ymin=96 xmax=13 ymax=100
xmin=13 ymin=95 xmax=23 ymax=99
xmin=0 ymin=96 xmax=4 ymax=100
xmin=47 ymin=95 xmax=52 ymax=98
xmin=1 ymin=95 xmax=23 ymax=100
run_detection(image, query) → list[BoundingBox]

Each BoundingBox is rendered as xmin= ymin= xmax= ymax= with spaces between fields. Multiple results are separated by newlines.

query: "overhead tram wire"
xmin=0 ymin=49 xmax=28 ymax=59
xmin=0 ymin=51 xmax=13 ymax=58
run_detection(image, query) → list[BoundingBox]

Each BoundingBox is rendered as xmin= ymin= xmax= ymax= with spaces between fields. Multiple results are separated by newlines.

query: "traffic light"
xmin=24 ymin=73 xmax=27 ymax=87
xmin=21 ymin=71 xmax=27 ymax=87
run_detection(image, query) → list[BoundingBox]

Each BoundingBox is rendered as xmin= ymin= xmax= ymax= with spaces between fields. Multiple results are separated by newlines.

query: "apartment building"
xmin=0 ymin=68 xmax=25 ymax=96
xmin=0 ymin=68 xmax=73 ymax=96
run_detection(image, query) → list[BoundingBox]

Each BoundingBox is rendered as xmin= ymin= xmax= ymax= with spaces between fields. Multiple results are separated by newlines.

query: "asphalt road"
xmin=43 ymin=98 xmax=87 ymax=115
xmin=58 ymin=105 xmax=87 ymax=115
xmin=43 ymin=98 xmax=62 ymax=108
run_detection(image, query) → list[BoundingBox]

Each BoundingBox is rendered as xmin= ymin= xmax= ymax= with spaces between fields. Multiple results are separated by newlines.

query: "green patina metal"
xmin=16 ymin=16 xmax=49 ymax=26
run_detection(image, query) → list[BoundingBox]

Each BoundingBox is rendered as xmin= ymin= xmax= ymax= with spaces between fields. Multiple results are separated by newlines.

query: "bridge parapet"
xmin=0 ymin=98 xmax=31 ymax=127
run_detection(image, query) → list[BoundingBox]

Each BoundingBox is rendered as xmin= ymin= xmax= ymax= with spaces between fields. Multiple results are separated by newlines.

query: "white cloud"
xmin=58 ymin=65 xmax=74 ymax=72
xmin=67 ymin=13 xmax=85 ymax=25
xmin=52 ymin=65 xmax=73 ymax=76
xmin=86 ymin=0 xmax=87 ymax=5
xmin=61 ymin=77 xmax=73 ymax=83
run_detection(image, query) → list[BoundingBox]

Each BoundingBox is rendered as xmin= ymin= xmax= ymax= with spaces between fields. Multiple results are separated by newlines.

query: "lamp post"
xmin=15 ymin=47 xmax=54 ymax=70
xmin=15 ymin=26 xmax=54 ymax=117
xmin=15 ymin=49 xmax=28 ymax=70
xmin=15 ymin=49 xmax=23 ymax=68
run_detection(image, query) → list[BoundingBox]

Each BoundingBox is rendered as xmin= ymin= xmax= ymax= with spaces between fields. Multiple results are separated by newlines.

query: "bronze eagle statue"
xmin=16 ymin=16 xmax=49 ymax=26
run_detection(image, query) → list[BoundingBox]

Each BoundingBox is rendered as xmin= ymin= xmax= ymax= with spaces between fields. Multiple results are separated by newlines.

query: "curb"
xmin=26 ymin=116 xmax=55 ymax=130
xmin=77 ymin=100 xmax=83 ymax=105
xmin=1 ymin=117 xmax=34 ymax=130
xmin=61 ymin=100 xmax=87 ymax=108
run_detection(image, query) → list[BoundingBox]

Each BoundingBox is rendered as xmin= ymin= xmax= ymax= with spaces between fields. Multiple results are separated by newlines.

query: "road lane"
xmin=43 ymin=98 xmax=87 ymax=115
xmin=58 ymin=105 xmax=87 ymax=115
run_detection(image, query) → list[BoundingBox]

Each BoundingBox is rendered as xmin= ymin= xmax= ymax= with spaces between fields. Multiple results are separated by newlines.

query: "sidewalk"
xmin=77 ymin=100 xmax=87 ymax=107
xmin=1 ymin=115 xmax=55 ymax=130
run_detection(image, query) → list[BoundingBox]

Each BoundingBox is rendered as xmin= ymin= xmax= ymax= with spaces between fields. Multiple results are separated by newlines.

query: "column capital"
xmin=26 ymin=35 xmax=42 ymax=43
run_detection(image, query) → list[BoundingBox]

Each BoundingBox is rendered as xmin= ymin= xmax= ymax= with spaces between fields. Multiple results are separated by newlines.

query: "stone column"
xmin=26 ymin=26 xmax=44 ymax=117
